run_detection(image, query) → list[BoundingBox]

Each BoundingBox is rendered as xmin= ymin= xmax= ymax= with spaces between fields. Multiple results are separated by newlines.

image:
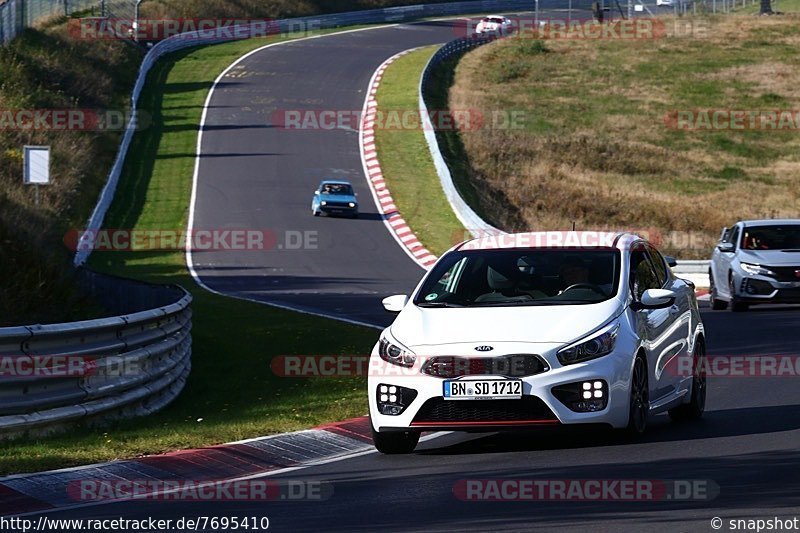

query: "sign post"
xmin=23 ymin=146 xmax=50 ymax=206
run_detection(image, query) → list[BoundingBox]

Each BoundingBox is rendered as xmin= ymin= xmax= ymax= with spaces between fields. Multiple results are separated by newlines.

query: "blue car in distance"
xmin=311 ymin=180 xmax=359 ymax=218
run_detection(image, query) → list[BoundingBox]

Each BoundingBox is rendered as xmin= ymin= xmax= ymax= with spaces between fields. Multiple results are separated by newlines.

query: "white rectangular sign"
xmin=23 ymin=146 xmax=50 ymax=185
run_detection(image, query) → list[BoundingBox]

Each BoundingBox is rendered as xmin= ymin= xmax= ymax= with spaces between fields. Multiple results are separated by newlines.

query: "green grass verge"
xmin=0 ymin=29 xmax=381 ymax=476
xmin=374 ymin=46 xmax=467 ymax=256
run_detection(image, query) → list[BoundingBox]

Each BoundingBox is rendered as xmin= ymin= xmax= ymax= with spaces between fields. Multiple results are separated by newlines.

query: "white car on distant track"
xmin=474 ymin=15 xmax=514 ymax=36
xmin=709 ymin=219 xmax=800 ymax=311
xmin=369 ymin=231 xmax=706 ymax=454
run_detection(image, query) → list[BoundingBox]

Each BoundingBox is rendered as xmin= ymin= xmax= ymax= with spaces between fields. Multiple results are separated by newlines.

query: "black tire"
xmin=313 ymin=210 xmax=320 ymax=217
xmin=372 ymin=428 xmax=420 ymax=454
xmin=729 ymin=276 xmax=749 ymax=312
xmin=709 ymin=271 xmax=727 ymax=310
xmin=626 ymin=355 xmax=649 ymax=435
xmin=669 ymin=342 xmax=707 ymax=421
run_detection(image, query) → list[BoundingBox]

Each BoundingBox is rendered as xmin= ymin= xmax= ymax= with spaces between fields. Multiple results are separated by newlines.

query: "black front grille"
xmin=420 ymin=354 xmax=549 ymax=379
xmin=412 ymin=396 xmax=557 ymax=424
xmin=765 ymin=266 xmax=800 ymax=283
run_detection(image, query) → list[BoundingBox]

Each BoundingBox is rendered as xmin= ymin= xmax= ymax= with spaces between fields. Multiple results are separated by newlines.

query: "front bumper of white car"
xmin=731 ymin=268 xmax=800 ymax=304
xmin=368 ymin=338 xmax=638 ymax=433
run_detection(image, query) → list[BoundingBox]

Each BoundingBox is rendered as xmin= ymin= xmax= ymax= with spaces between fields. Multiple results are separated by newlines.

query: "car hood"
xmin=738 ymin=249 xmax=800 ymax=266
xmin=320 ymin=193 xmax=357 ymax=203
xmin=389 ymin=298 xmax=624 ymax=348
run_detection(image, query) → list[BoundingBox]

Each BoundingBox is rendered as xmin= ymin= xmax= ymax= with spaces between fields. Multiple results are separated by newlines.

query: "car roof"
xmin=455 ymin=231 xmax=641 ymax=251
xmin=738 ymin=219 xmax=800 ymax=227
xmin=319 ymin=180 xmax=353 ymax=186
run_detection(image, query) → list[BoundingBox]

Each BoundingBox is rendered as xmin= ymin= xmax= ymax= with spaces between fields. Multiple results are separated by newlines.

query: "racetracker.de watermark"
xmin=454 ymin=478 xmax=719 ymax=501
xmin=0 ymin=109 xmax=148 ymax=132
xmin=63 ymin=229 xmax=318 ymax=252
xmin=271 ymin=109 xmax=526 ymax=131
xmin=0 ymin=355 xmax=159 ymax=379
xmin=69 ymin=18 xmax=284 ymax=41
xmin=0 ymin=355 xmax=93 ymax=379
xmin=458 ymin=18 xmax=710 ymax=39
xmin=67 ymin=479 xmax=332 ymax=502
xmin=450 ymin=228 xmax=716 ymax=253
xmin=669 ymin=355 xmax=800 ymax=378
xmin=664 ymin=109 xmax=800 ymax=131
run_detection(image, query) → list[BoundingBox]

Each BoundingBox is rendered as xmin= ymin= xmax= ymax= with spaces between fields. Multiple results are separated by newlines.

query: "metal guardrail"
xmin=0 ymin=269 xmax=191 ymax=439
xmin=73 ymin=0 xmax=540 ymax=265
xmin=420 ymin=34 xmax=504 ymax=237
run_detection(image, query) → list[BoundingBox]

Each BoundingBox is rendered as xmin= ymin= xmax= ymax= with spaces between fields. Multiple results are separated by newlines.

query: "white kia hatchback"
xmin=368 ymin=232 xmax=706 ymax=453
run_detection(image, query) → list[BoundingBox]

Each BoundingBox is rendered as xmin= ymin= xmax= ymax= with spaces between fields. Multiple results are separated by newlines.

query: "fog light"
xmin=376 ymin=384 xmax=418 ymax=416
xmin=552 ymin=380 xmax=609 ymax=412
xmin=743 ymin=278 xmax=773 ymax=295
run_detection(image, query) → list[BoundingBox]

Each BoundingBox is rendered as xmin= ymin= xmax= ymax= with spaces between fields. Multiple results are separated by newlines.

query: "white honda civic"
xmin=368 ymin=231 xmax=706 ymax=453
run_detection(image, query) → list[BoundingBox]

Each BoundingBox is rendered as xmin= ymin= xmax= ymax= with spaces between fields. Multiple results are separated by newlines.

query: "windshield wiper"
xmin=416 ymin=302 xmax=465 ymax=308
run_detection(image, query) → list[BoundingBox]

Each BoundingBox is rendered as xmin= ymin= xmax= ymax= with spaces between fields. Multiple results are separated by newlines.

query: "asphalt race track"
xmin=188 ymin=10 xmax=591 ymax=328
xmin=29 ymin=13 xmax=800 ymax=532
xmin=188 ymin=20 xmax=463 ymax=327
xmin=31 ymin=303 xmax=800 ymax=531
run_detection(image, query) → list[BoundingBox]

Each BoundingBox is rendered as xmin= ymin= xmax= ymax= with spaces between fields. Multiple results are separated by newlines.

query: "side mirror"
xmin=664 ymin=255 xmax=678 ymax=268
xmin=717 ymin=242 xmax=735 ymax=253
xmin=314 ymin=190 xmax=320 ymax=194
xmin=636 ymin=288 xmax=676 ymax=310
xmin=382 ymin=294 xmax=408 ymax=313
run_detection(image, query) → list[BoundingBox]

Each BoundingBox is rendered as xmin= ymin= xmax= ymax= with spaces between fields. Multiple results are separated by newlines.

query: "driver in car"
xmin=558 ymin=258 xmax=612 ymax=296
xmin=559 ymin=258 xmax=589 ymax=293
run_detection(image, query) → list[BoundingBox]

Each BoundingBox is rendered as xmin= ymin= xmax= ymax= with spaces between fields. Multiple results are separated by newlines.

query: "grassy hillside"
xmin=0 ymin=20 xmax=140 ymax=325
xmin=0 ymin=0 xmax=452 ymax=326
xmin=445 ymin=14 xmax=800 ymax=258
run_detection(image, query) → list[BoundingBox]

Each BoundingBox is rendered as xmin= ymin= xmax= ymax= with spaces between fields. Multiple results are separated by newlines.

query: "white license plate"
xmin=443 ymin=379 xmax=522 ymax=400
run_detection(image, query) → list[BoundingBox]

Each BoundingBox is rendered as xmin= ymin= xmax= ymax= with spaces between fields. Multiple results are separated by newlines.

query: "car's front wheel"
xmin=626 ymin=355 xmax=649 ymax=435
xmin=709 ymin=271 xmax=727 ymax=310
xmin=669 ymin=342 xmax=707 ymax=422
xmin=372 ymin=427 xmax=420 ymax=454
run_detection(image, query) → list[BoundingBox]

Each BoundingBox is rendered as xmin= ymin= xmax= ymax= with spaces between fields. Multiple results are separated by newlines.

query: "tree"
xmin=760 ymin=0 xmax=774 ymax=14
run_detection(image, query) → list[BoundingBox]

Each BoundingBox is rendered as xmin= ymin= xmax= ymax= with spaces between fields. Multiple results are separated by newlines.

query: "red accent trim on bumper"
xmin=410 ymin=419 xmax=559 ymax=427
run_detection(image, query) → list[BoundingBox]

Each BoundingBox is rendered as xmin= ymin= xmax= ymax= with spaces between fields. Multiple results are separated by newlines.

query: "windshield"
xmin=414 ymin=249 xmax=621 ymax=307
xmin=320 ymin=183 xmax=354 ymax=195
xmin=484 ymin=17 xmax=505 ymax=23
xmin=741 ymin=225 xmax=800 ymax=251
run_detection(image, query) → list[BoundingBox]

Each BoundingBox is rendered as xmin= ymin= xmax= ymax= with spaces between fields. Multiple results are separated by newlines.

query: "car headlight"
xmin=378 ymin=332 xmax=416 ymax=368
xmin=740 ymin=262 xmax=775 ymax=277
xmin=557 ymin=323 xmax=619 ymax=366
xmin=348 ymin=202 xmax=356 ymax=208
xmin=320 ymin=201 xmax=327 ymax=206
